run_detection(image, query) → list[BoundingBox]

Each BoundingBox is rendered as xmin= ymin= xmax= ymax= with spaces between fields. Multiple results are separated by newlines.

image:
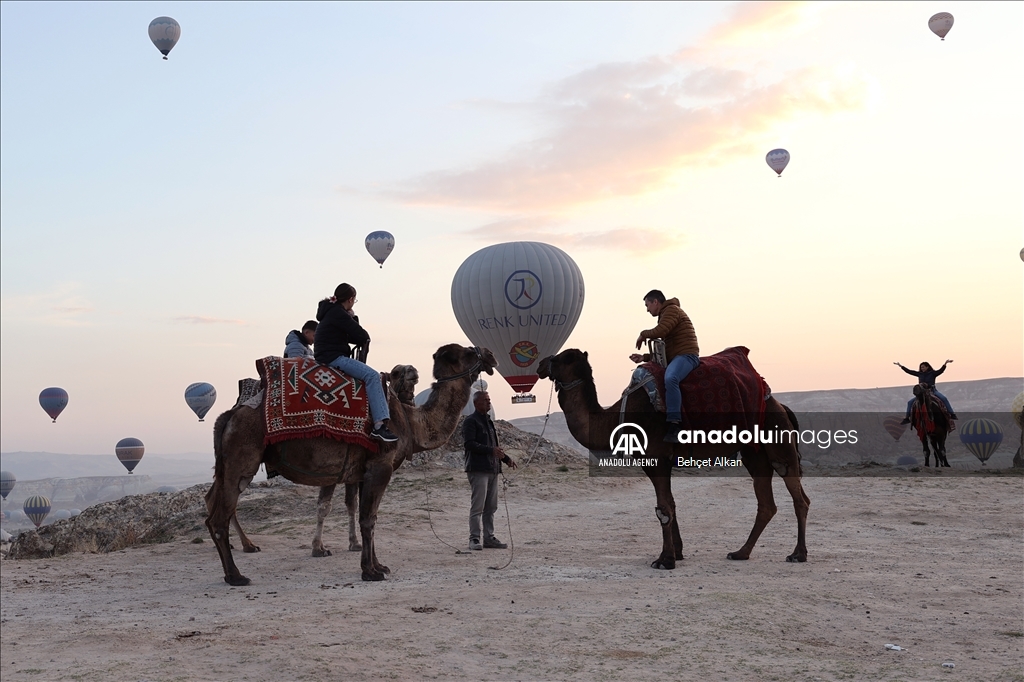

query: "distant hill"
xmin=0 ymin=452 xmax=217 ymax=488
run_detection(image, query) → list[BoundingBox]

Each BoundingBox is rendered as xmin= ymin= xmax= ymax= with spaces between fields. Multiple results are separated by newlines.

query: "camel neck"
xmin=557 ymin=380 xmax=611 ymax=451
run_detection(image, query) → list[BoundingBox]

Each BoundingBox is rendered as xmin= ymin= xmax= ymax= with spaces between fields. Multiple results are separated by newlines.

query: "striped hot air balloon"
xmin=115 ymin=438 xmax=145 ymax=474
xmin=883 ymin=416 xmax=907 ymax=442
xmin=0 ymin=471 xmax=15 ymax=500
xmin=39 ymin=387 xmax=69 ymax=422
xmin=184 ymin=383 xmax=217 ymax=421
xmin=959 ymin=418 xmax=1003 ymax=465
xmin=23 ymin=495 xmax=51 ymax=528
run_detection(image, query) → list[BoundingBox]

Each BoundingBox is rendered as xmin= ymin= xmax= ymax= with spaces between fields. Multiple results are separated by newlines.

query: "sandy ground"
xmin=1 ymin=465 xmax=1022 ymax=682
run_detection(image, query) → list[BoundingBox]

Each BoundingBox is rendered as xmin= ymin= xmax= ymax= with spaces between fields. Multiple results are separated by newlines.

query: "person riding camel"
xmin=895 ymin=359 xmax=957 ymax=424
xmin=630 ymin=289 xmax=700 ymax=442
xmin=283 ymin=320 xmax=317 ymax=359
xmin=314 ymin=283 xmax=398 ymax=443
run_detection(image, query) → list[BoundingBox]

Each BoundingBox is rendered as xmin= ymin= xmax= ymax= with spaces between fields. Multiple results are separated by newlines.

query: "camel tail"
xmin=212 ymin=408 xmax=238 ymax=469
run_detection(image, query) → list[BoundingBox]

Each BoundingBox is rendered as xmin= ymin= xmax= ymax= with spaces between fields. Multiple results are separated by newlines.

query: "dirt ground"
xmin=1 ymin=464 xmax=1022 ymax=682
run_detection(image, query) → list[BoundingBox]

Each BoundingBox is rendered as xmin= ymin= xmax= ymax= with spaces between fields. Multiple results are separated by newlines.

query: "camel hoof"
xmin=225 ymin=575 xmax=251 ymax=586
xmin=786 ymin=553 xmax=807 ymax=563
xmin=727 ymin=552 xmax=749 ymax=561
xmin=378 ymin=565 xmax=390 ymax=574
xmin=312 ymin=548 xmax=333 ymax=558
xmin=348 ymin=543 xmax=362 ymax=552
xmin=651 ymin=558 xmax=675 ymax=570
xmin=361 ymin=571 xmax=387 ymax=582
xmin=243 ymin=545 xmax=261 ymax=553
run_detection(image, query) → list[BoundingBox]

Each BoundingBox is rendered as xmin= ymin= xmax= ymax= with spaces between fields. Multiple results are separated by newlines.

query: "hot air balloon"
xmin=149 ymin=17 xmax=181 ymax=59
xmin=0 ymin=471 xmax=15 ymax=500
xmin=365 ymin=231 xmax=395 ymax=268
xmin=766 ymin=149 xmax=790 ymax=177
xmin=452 ymin=242 xmax=585 ymax=403
xmin=928 ymin=13 xmax=954 ymax=41
xmin=883 ymin=416 xmax=907 ymax=442
xmin=115 ymin=438 xmax=145 ymax=474
xmin=39 ymin=387 xmax=69 ymax=422
xmin=23 ymin=495 xmax=51 ymax=528
xmin=959 ymin=418 xmax=1002 ymax=465
xmin=68 ymin=509 xmax=82 ymax=517
xmin=184 ymin=383 xmax=217 ymax=421
xmin=1019 ymin=247 xmax=1023 ymax=262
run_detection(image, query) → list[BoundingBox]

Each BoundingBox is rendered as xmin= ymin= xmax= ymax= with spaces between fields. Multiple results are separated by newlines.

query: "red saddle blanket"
xmin=641 ymin=346 xmax=771 ymax=432
xmin=256 ymin=356 xmax=378 ymax=452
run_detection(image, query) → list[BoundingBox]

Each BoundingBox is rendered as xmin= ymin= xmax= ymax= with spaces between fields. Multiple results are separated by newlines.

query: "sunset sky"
xmin=1 ymin=2 xmax=1021 ymax=457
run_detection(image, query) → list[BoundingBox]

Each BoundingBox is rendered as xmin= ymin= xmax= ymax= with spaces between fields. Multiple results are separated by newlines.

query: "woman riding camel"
xmin=895 ymin=359 xmax=957 ymax=424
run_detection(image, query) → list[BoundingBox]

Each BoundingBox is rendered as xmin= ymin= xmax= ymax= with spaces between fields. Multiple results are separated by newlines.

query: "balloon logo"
xmin=365 ymin=231 xmax=396 ymax=268
xmin=452 ymin=242 xmax=585 ymax=397
xmin=959 ymin=418 xmax=1002 ymax=465
xmin=766 ymin=149 xmax=790 ymax=177
xmin=149 ymin=17 xmax=181 ymax=59
xmin=883 ymin=416 xmax=907 ymax=442
xmin=928 ymin=12 xmax=954 ymax=41
xmin=115 ymin=438 xmax=145 ymax=474
xmin=39 ymin=387 xmax=69 ymax=423
xmin=0 ymin=471 xmax=16 ymax=500
xmin=184 ymin=383 xmax=217 ymax=422
xmin=23 ymin=495 xmax=51 ymax=528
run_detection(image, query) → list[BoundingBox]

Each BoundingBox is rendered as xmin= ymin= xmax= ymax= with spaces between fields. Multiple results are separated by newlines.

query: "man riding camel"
xmin=630 ymin=289 xmax=700 ymax=442
xmin=895 ymin=359 xmax=957 ymax=423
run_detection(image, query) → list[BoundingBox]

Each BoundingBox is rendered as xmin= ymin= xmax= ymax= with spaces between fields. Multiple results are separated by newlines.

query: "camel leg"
xmin=231 ymin=514 xmax=261 ymax=553
xmin=345 ymin=483 xmax=362 ymax=551
xmin=727 ymin=475 xmax=776 ymax=561
xmin=359 ymin=460 xmax=393 ymax=581
xmin=646 ymin=467 xmax=680 ymax=570
xmin=781 ymin=475 xmax=809 ymax=562
xmin=311 ymin=484 xmax=337 ymax=557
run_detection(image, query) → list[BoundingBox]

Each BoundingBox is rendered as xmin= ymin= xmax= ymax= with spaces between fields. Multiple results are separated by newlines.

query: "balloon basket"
xmin=511 ymin=394 xmax=537 ymax=405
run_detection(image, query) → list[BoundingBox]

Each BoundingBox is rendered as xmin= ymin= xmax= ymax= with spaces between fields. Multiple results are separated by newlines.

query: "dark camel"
xmin=206 ymin=344 xmax=495 ymax=585
xmin=537 ymin=349 xmax=810 ymax=568
xmin=910 ymin=383 xmax=951 ymax=468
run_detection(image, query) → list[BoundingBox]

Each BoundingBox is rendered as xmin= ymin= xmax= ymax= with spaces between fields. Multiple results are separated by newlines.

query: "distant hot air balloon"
xmin=766 ymin=149 xmax=790 ymax=177
xmin=883 ymin=416 xmax=907 ymax=442
xmin=0 ymin=471 xmax=15 ymax=500
xmin=23 ymin=495 xmax=51 ymax=528
xmin=149 ymin=17 xmax=181 ymax=59
xmin=1019 ymin=247 xmax=1023 ymax=262
xmin=959 ymin=418 xmax=1002 ymax=465
xmin=365 ymin=231 xmax=396 ymax=268
xmin=184 ymin=383 xmax=217 ymax=421
xmin=68 ymin=509 xmax=82 ymax=517
xmin=39 ymin=387 xmax=69 ymax=422
xmin=115 ymin=438 xmax=145 ymax=474
xmin=452 ymin=242 xmax=585 ymax=402
xmin=928 ymin=12 xmax=954 ymax=41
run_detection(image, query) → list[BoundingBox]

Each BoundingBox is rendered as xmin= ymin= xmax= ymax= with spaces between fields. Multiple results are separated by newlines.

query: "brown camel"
xmin=537 ymin=349 xmax=810 ymax=568
xmin=206 ymin=344 xmax=496 ymax=585
xmin=910 ymin=383 xmax=952 ymax=468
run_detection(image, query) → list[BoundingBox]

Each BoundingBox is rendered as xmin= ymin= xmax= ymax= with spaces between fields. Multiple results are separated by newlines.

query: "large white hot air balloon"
xmin=452 ymin=242 xmax=584 ymax=403
xmin=149 ymin=17 xmax=181 ymax=60
xmin=928 ymin=13 xmax=953 ymax=41
xmin=766 ymin=149 xmax=790 ymax=177
xmin=365 ymin=231 xmax=395 ymax=268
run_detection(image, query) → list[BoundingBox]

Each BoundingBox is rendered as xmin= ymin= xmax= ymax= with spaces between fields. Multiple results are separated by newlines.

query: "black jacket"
xmin=463 ymin=411 xmax=511 ymax=473
xmin=900 ymin=363 xmax=946 ymax=388
xmin=314 ymin=300 xmax=370 ymax=365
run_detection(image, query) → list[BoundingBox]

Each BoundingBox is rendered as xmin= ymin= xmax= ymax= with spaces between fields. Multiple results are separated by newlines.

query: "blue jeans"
xmin=327 ymin=356 xmax=390 ymax=424
xmin=665 ymin=354 xmax=700 ymax=423
xmin=906 ymin=391 xmax=953 ymax=418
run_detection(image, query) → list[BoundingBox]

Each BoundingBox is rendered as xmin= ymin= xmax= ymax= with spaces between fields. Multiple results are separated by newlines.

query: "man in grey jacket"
xmin=463 ymin=391 xmax=517 ymax=551
xmin=283 ymin=320 xmax=317 ymax=359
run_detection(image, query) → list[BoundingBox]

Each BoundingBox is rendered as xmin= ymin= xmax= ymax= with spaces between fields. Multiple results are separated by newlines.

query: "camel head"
xmin=913 ymin=382 xmax=931 ymax=402
xmin=537 ymin=348 xmax=592 ymax=390
xmin=431 ymin=344 xmax=497 ymax=383
xmin=389 ymin=364 xmax=419 ymax=405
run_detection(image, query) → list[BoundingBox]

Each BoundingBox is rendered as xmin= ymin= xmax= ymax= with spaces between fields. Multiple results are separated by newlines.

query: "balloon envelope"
xmin=149 ymin=17 xmax=180 ymax=58
xmin=365 ymin=231 xmax=395 ymax=267
xmin=451 ymin=242 xmax=585 ymax=395
xmin=23 ymin=495 xmax=51 ymax=528
xmin=883 ymin=416 xmax=907 ymax=442
xmin=39 ymin=387 xmax=69 ymax=422
xmin=184 ymin=382 xmax=217 ymax=421
xmin=0 ymin=471 xmax=15 ymax=500
xmin=115 ymin=438 xmax=145 ymax=474
xmin=958 ymin=418 xmax=1002 ymax=464
xmin=928 ymin=12 xmax=953 ymax=40
xmin=1011 ymin=391 xmax=1024 ymax=429
xmin=766 ymin=149 xmax=790 ymax=176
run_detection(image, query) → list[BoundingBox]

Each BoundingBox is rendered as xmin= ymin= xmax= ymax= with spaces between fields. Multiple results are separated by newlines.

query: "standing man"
xmin=283 ymin=320 xmax=317 ymax=359
xmin=463 ymin=391 xmax=516 ymax=551
xmin=631 ymin=289 xmax=700 ymax=442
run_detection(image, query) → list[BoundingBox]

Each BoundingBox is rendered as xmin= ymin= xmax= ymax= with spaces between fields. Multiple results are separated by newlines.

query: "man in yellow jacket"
xmin=633 ymin=290 xmax=700 ymax=441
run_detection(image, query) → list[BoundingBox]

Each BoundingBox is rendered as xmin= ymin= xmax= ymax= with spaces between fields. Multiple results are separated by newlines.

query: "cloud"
xmin=388 ymin=3 xmax=862 ymax=213
xmin=698 ymin=1 xmax=816 ymax=47
xmin=1 ymin=284 xmax=95 ymax=326
xmin=172 ymin=316 xmax=247 ymax=326
xmin=469 ymin=217 xmax=684 ymax=256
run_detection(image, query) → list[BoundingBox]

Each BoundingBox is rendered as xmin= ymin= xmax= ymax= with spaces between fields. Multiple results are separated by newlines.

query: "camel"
xmin=206 ymin=344 xmax=496 ymax=585
xmin=910 ymin=383 xmax=951 ymax=467
xmin=537 ymin=349 xmax=810 ymax=568
xmin=211 ymin=364 xmax=422 ymax=557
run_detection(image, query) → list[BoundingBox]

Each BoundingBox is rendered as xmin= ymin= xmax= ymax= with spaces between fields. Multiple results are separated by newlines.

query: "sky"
xmin=1 ymin=1 xmax=1021 ymax=457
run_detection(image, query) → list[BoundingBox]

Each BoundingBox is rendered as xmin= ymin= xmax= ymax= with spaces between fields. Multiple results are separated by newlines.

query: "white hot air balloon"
xmin=365 ymin=231 xmax=395 ymax=268
xmin=451 ymin=242 xmax=585 ymax=403
xmin=928 ymin=13 xmax=954 ymax=41
xmin=149 ymin=17 xmax=181 ymax=60
xmin=766 ymin=149 xmax=790 ymax=177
